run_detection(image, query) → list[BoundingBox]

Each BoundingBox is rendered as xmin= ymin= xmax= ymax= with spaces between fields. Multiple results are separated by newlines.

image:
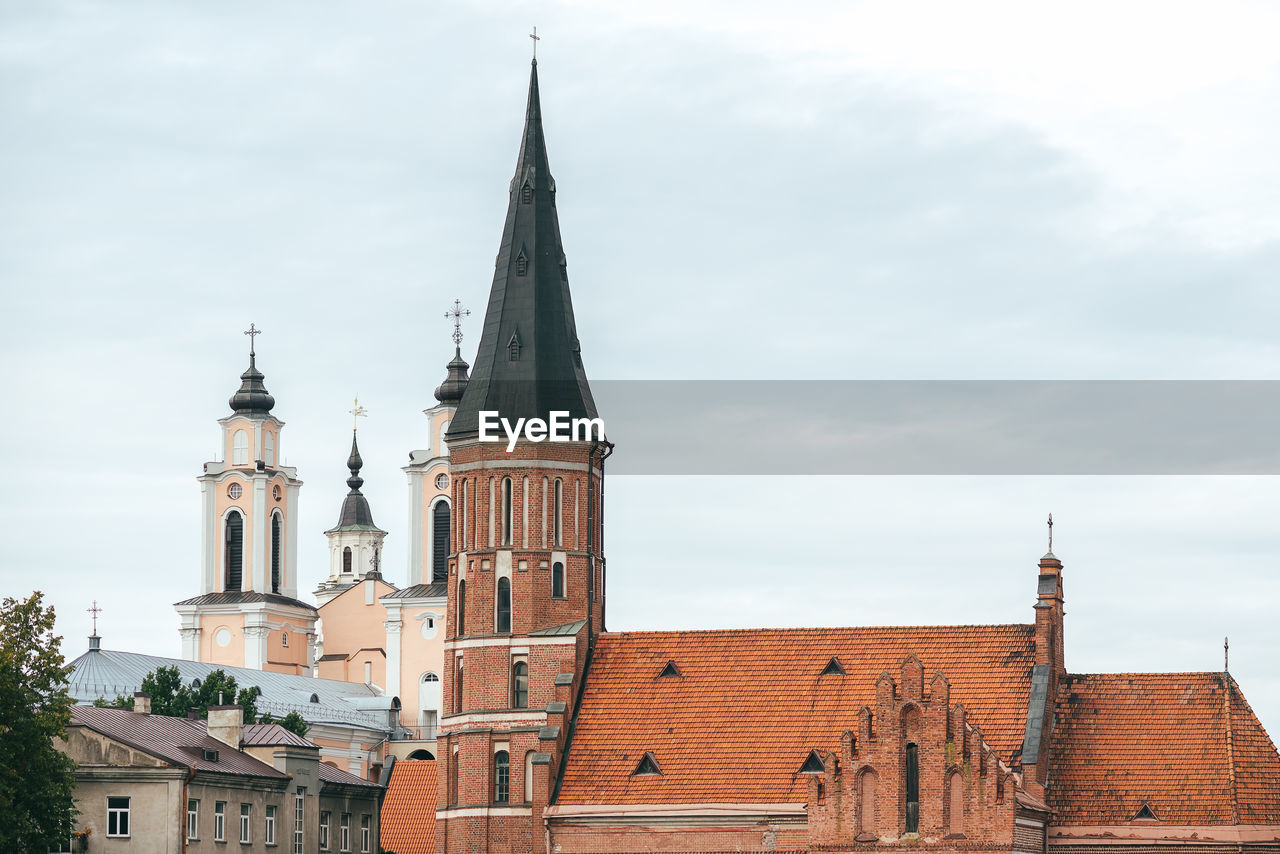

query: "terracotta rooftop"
xmin=1049 ymin=672 xmax=1280 ymax=825
xmin=558 ymin=625 xmax=1035 ymax=805
xmin=381 ymin=760 xmax=437 ymax=854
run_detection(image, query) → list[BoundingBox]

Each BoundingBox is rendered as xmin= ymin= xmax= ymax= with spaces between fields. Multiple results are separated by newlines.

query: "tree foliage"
xmin=259 ymin=709 xmax=310 ymax=737
xmin=99 ymin=666 xmax=272 ymax=728
xmin=0 ymin=592 xmax=78 ymax=853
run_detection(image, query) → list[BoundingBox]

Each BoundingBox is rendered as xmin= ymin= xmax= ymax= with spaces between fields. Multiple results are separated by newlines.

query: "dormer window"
xmin=821 ymin=657 xmax=845 ymax=676
xmin=508 ymin=332 xmax=521 ymax=362
xmin=1133 ymin=804 xmax=1158 ymax=822
xmin=799 ymin=750 xmax=826 ymax=774
xmin=657 ymin=660 xmax=681 ymax=678
xmin=632 ymin=752 xmax=662 ymax=776
xmin=521 ymin=183 xmax=532 ymax=204
xmin=516 ymin=252 xmax=528 ymax=277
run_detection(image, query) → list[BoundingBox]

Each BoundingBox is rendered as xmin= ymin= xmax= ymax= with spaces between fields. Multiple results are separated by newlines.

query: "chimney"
xmin=133 ymin=692 xmax=151 ymax=715
xmin=207 ymin=705 xmax=244 ymax=748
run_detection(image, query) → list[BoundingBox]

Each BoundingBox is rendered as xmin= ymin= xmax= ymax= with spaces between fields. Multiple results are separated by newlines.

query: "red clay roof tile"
xmin=381 ymin=760 xmax=437 ymax=854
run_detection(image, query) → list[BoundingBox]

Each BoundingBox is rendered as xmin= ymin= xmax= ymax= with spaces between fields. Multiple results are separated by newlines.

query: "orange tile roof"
xmin=1049 ymin=673 xmax=1280 ymax=825
xmin=381 ymin=759 xmax=436 ymax=854
xmin=558 ymin=625 xmax=1035 ymax=805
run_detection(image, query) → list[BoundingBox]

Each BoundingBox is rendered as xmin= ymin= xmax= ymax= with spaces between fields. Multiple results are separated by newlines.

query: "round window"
xmin=273 ymin=484 xmax=282 ymax=501
xmin=227 ymin=483 xmax=243 ymax=500
xmin=435 ymin=473 xmax=449 ymax=490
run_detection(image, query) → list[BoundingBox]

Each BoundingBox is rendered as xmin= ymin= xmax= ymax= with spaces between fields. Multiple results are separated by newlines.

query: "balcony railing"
xmin=390 ymin=724 xmax=438 ymax=742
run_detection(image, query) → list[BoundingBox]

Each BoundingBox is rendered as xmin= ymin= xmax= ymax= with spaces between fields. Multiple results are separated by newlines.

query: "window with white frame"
xmin=264 ymin=430 xmax=275 ymax=466
xmin=293 ymin=789 xmax=305 ymax=854
xmin=360 ymin=815 xmax=371 ymax=853
xmin=187 ymin=799 xmax=199 ymax=839
xmin=265 ymin=804 xmax=276 ymax=845
xmin=340 ymin=813 xmax=351 ymax=852
xmin=319 ymin=811 xmax=330 ymax=850
xmin=107 ymin=797 xmax=130 ymax=837
xmin=240 ymin=803 xmax=251 ymax=842
xmin=232 ymin=429 xmax=249 ymax=465
xmin=214 ymin=801 xmax=226 ymax=841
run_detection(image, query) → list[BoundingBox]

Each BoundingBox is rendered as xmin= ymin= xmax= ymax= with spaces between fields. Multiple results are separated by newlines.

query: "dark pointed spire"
xmin=328 ymin=431 xmax=384 ymax=533
xmin=447 ymin=59 xmax=598 ymax=439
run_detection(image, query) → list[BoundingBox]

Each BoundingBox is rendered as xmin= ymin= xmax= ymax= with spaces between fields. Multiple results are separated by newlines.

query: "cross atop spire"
xmin=1047 ymin=513 xmax=1054 ymax=553
xmin=87 ymin=600 xmax=102 ymax=635
xmin=445 ymin=299 xmax=470 ymax=350
xmin=244 ymin=323 xmax=262 ymax=356
xmin=529 ymin=26 xmax=540 ymax=59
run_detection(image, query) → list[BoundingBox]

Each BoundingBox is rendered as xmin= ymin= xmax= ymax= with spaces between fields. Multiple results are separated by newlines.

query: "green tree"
xmin=260 ymin=709 xmax=310 ymax=738
xmin=0 ymin=592 xmax=78 ymax=853
xmin=119 ymin=666 xmax=265 ymax=722
xmin=140 ymin=664 xmax=195 ymax=717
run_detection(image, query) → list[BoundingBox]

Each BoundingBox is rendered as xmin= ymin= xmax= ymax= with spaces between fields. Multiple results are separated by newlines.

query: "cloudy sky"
xmin=3 ymin=1 xmax=1279 ymax=738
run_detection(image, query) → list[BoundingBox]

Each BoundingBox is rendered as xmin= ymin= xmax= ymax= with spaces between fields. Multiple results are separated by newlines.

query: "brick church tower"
xmin=435 ymin=59 xmax=610 ymax=854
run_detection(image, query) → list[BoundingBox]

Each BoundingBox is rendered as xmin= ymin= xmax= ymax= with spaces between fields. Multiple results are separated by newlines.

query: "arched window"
xmin=905 ymin=743 xmax=920 ymax=833
xmin=512 ymin=661 xmax=528 ymax=708
xmin=525 ymin=751 xmax=536 ymax=804
xmin=501 ymin=478 xmax=513 ymax=545
xmin=439 ymin=420 xmax=450 ymax=458
xmin=456 ymin=580 xmax=466 ymax=635
xmin=270 ymin=513 xmax=282 ymax=593
xmin=859 ymin=768 xmax=878 ymax=835
xmin=224 ymin=510 xmax=243 ymax=591
xmin=232 ymin=430 xmax=248 ymax=465
xmin=264 ymin=431 xmax=275 ymax=466
xmin=496 ymin=578 xmax=511 ymax=634
xmin=431 ymin=501 xmax=450 ymax=583
xmin=342 ymin=547 xmax=352 ymax=574
xmin=493 ymin=751 xmax=510 ymax=803
xmin=948 ymin=771 xmax=965 ymax=834
xmin=552 ymin=562 xmax=564 ymax=599
xmin=553 ymin=479 xmax=563 ymax=546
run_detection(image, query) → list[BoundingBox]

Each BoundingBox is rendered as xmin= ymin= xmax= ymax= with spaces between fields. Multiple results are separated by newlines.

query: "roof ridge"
xmin=1222 ymin=673 xmax=1240 ymax=824
xmin=598 ymin=623 xmax=1035 ymax=638
xmin=1065 ymin=670 xmax=1229 ymax=679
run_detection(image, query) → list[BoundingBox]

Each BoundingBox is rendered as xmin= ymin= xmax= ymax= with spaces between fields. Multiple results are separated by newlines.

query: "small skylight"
xmin=632 ymin=752 xmax=662 ymax=776
xmin=1133 ymin=804 xmax=1158 ymax=821
xmin=202 ymin=748 xmax=219 ymax=763
xmin=310 ymin=693 xmax=320 ymax=704
xmin=799 ymin=750 xmax=826 ymax=774
xmin=657 ymin=660 xmax=681 ymax=678
xmin=820 ymin=657 xmax=845 ymax=676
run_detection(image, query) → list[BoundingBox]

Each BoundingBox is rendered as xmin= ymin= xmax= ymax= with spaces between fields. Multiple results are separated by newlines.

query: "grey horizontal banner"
xmin=581 ymin=381 xmax=1280 ymax=474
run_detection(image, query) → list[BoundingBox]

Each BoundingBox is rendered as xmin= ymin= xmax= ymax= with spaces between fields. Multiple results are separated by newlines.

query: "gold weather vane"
xmin=244 ymin=323 xmax=262 ymax=355
xmin=87 ymin=600 xmax=102 ymax=635
xmin=446 ymin=299 xmax=470 ymax=349
xmin=530 ymin=26 xmax=540 ymax=59
xmin=1047 ymin=513 xmax=1054 ymax=552
xmin=349 ymin=396 xmax=368 ymax=432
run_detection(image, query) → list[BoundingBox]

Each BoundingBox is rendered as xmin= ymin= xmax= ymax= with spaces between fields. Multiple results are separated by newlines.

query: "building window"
xmin=187 ymin=798 xmax=199 ymax=840
xmin=859 ymin=768 xmax=878 ymax=836
xmin=214 ymin=801 xmax=226 ymax=842
xmin=264 ymin=431 xmax=275 ymax=466
xmin=225 ymin=510 xmax=244 ymax=592
xmin=271 ymin=512 xmax=283 ymax=593
xmin=319 ymin=811 xmax=330 ymax=850
xmin=293 ymin=790 xmax=305 ymax=854
xmin=501 ymin=477 xmax=513 ymax=544
xmin=228 ymin=482 xmax=243 ymax=500
xmin=282 ymin=631 xmax=289 ymax=647
xmin=521 ymin=183 xmax=532 ymax=204
xmin=240 ymin=804 xmax=251 ymax=843
xmin=948 ymin=771 xmax=965 ymax=834
xmin=340 ymin=813 xmax=351 ymax=852
xmin=431 ymin=500 xmax=450 ymax=582
xmin=449 ymin=750 xmax=460 ymax=805
xmin=905 ymin=743 xmax=920 ymax=833
xmin=265 ymin=804 xmax=276 ymax=845
xmin=494 ymin=751 xmax=510 ymax=803
xmin=107 ymin=796 xmax=130 ymax=837
xmin=553 ymin=479 xmax=563 ymax=546
xmin=232 ymin=429 xmax=249 ymax=465
xmin=360 ymin=815 xmax=371 ymax=853
xmin=552 ymin=561 xmax=564 ymax=598
xmin=516 ymin=252 xmax=528 ymax=276
xmin=525 ymin=751 xmax=536 ymax=804
xmin=456 ymin=579 xmax=466 ymax=635
xmin=454 ymin=656 xmax=464 ymax=714
xmin=512 ymin=661 xmax=528 ymax=708
xmin=342 ymin=546 xmax=352 ymax=574
xmin=496 ymin=577 xmax=512 ymax=634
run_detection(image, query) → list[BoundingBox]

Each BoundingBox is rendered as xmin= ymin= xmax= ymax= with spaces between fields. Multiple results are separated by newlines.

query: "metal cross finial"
xmin=445 ymin=299 xmax=470 ymax=349
xmin=87 ymin=600 xmax=102 ymax=636
xmin=1047 ymin=513 xmax=1054 ymax=552
xmin=370 ymin=546 xmax=380 ymax=574
xmin=244 ymin=323 xmax=262 ymax=356
xmin=529 ymin=26 xmax=540 ymax=59
xmin=1225 ymin=637 xmax=1230 ymax=672
xmin=349 ymin=395 xmax=368 ymax=432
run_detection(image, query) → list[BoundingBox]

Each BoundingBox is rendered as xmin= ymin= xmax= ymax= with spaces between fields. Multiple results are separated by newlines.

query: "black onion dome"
xmin=434 ymin=347 xmax=471 ymax=404
xmin=228 ymin=353 xmax=276 ymax=415
xmin=329 ymin=432 xmax=383 ymax=532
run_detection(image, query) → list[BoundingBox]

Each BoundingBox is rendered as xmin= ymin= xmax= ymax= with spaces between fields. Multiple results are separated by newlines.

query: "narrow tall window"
xmin=432 ymin=501 xmax=450 ymax=582
xmin=948 ymin=772 xmax=965 ymax=834
xmin=905 ymin=743 xmax=920 ymax=833
xmin=525 ymin=751 xmax=536 ymax=803
xmin=214 ymin=801 xmax=226 ymax=842
xmin=240 ymin=804 xmax=251 ymax=843
xmin=340 ymin=813 xmax=350 ymax=852
xmin=552 ymin=562 xmax=564 ymax=599
xmin=360 ymin=815 xmax=370 ymax=853
xmin=232 ymin=429 xmax=248 ymax=465
xmin=494 ymin=751 xmax=510 ymax=803
xmin=319 ymin=811 xmax=330 ymax=850
xmin=501 ymin=477 xmax=513 ymax=545
xmin=454 ymin=657 xmax=463 ymax=714
xmin=224 ymin=510 xmax=244 ymax=592
xmin=108 ymin=797 xmax=130 ymax=837
xmin=449 ymin=752 xmax=459 ymax=805
xmin=265 ymin=804 xmax=276 ymax=845
xmin=521 ymin=183 xmax=532 ymax=204
xmin=187 ymin=799 xmax=199 ymax=840
xmin=456 ymin=580 xmax=466 ymax=635
xmin=516 ymin=253 xmax=527 ymax=276
xmin=496 ymin=577 xmax=512 ymax=634
xmin=271 ymin=513 xmax=282 ymax=593
xmin=512 ymin=661 xmax=528 ymax=708
xmin=860 ymin=769 xmax=878 ymax=835
xmin=264 ymin=431 xmax=275 ymax=466
xmin=342 ymin=546 xmax=352 ymax=574
xmin=553 ymin=479 xmax=563 ymax=546
xmin=293 ymin=789 xmax=305 ymax=854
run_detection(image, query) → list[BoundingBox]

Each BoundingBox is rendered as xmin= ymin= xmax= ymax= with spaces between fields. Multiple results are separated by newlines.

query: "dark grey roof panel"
xmin=173 ymin=591 xmax=317 ymax=612
xmin=529 ymin=619 xmax=586 ymax=637
xmin=382 ymin=582 xmax=448 ymax=600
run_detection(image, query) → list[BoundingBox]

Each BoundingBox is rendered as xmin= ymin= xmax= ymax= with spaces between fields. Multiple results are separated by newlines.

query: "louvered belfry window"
xmin=224 ymin=510 xmax=244 ymax=591
xmin=432 ymin=501 xmax=450 ymax=582
xmin=271 ymin=514 xmax=282 ymax=593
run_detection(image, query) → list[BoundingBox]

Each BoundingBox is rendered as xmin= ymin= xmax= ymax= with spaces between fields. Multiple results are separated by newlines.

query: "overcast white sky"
xmin=3 ymin=1 xmax=1279 ymax=739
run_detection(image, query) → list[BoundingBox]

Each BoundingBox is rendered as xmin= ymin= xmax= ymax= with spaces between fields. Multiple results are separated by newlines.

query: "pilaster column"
xmin=385 ymin=618 xmax=403 ymax=701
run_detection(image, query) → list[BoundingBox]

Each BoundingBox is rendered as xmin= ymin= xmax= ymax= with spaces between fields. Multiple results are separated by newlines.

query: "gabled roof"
xmin=70 ymin=706 xmax=287 ymax=779
xmin=381 ymin=760 xmax=437 ymax=854
xmin=173 ymin=590 xmax=317 ymax=612
xmin=447 ymin=59 xmax=597 ymax=440
xmin=318 ymin=760 xmax=383 ymax=790
xmin=1049 ymin=672 xmax=1280 ymax=825
xmin=557 ymin=624 xmax=1035 ymax=805
xmin=241 ymin=722 xmax=313 ymax=748
xmin=382 ymin=582 xmax=447 ymax=600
